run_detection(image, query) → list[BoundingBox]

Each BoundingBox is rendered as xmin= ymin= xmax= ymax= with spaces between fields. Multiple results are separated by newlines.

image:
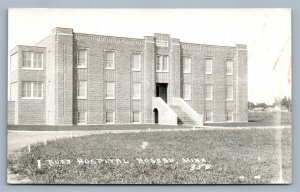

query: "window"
xmin=132 ymin=111 xmax=141 ymax=123
xmin=226 ymin=110 xmax=233 ymax=122
xmin=22 ymin=82 xmax=43 ymax=98
xmin=205 ymin=84 xmax=213 ymax=100
xmin=226 ymin=59 xmax=233 ymax=75
xmin=78 ymin=49 xmax=87 ymax=68
xmin=183 ymin=84 xmax=191 ymax=100
xmin=106 ymin=82 xmax=115 ymax=99
xmin=10 ymin=82 xmax=18 ymax=100
xmin=10 ymin=53 xmax=18 ymax=72
xmin=77 ymin=81 xmax=87 ymax=99
xmin=205 ymin=111 xmax=213 ymax=122
xmin=106 ymin=112 xmax=115 ymax=124
xmin=77 ymin=111 xmax=87 ymax=124
xmin=183 ymin=57 xmax=191 ymax=73
xmin=227 ymin=85 xmax=233 ymax=100
xmin=156 ymin=55 xmax=168 ymax=72
xmin=23 ymin=52 xmax=43 ymax=69
xmin=105 ymin=51 xmax=115 ymax=69
xmin=132 ymin=53 xmax=141 ymax=71
xmin=205 ymin=58 xmax=212 ymax=74
xmin=132 ymin=83 xmax=141 ymax=99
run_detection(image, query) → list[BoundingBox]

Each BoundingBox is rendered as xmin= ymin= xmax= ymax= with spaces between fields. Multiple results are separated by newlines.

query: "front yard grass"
xmin=8 ymin=128 xmax=292 ymax=184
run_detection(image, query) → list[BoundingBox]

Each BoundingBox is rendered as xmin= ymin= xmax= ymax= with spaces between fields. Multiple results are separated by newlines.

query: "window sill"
xmin=132 ymin=98 xmax=141 ymax=100
xmin=226 ymin=73 xmax=233 ymax=76
xmin=226 ymin=99 xmax=234 ymax=101
xmin=183 ymin=98 xmax=191 ymax=101
xmin=77 ymin=97 xmax=87 ymax=100
xmin=22 ymin=97 xmax=43 ymax=100
xmin=132 ymin=69 xmax=141 ymax=72
xmin=156 ymin=71 xmax=169 ymax=73
xmin=205 ymin=98 xmax=213 ymax=101
xmin=132 ymin=122 xmax=141 ymax=124
xmin=77 ymin=122 xmax=87 ymax=125
xmin=77 ymin=66 xmax=87 ymax=69
xmin=205 ymin=73 xmax=212 ymax=75
xmin=106 ymin=97 xmax=115 ymax=100
xmin=105 ymin=67 xmax=115 ymax=70
xmin=22 ymin=68 xmax=44 ymax=71
xmin=106 ymin=122 xmax=115 ymax=124
xmin=183 ymin=72 xmax=191 ymax=74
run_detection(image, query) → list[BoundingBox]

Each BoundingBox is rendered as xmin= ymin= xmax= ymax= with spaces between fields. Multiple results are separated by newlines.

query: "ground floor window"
xmin=183 ymin=84 xmax=191 ymax=100
xmin=205 ymin=111 xmax=213 ymax=122
xmin=226 ymin=110 xmax=233 ymax=122
xmin=77 ymin=111 xmax=87 ymax=124
xmin=22 ymin=81 xmax=43 ymax=98
xmin=106 ymin=112 xmax=115 ymax=124
xmin=132 ymin=111 xmax=141 ymax=123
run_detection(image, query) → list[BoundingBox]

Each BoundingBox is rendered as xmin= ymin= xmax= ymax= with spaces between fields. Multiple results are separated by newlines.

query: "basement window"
xmin=132 ymin=111 xmax=141 ymax=123
xmin=205 ymin=111 xmax=213 ymax=122
xmin=106 ymin=112 xmax=115 ymax=124
xmin=77 ymin=111 xmax=87 ymax=124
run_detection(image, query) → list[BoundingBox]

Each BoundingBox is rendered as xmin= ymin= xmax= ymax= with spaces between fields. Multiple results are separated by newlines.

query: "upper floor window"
xmin=183 ymin=57 xmax=191 ymax=73
xmin=105 ymin=51 xmax=115 ymax=69
xmin=226 ymin=59 xmax=233 ymax=75
xmin=23 ymin=52 xmax=43 ymax=69
xmin=132 ymin=53 xmax=141 ymax=71
xmin=132 ymin=83 xmax=141 ymax=99
xmin=77 ymin=81 xmax=87 ymax=99
xmin=156 ymin=55 xmax=168 ymax=72
xmin=205 ymin=58 xmax=212 ymax=74
xmin=78 ymin=49 xmax=87 ymax=68
xmin=10 ymin=53 xmax=18 ymax=72
xmin=22 ymin=81 xmax=43 ymax=98
xmin=10 ymin=82 xmax=18 ymax=100
xmin=227 ymin=85 xmax=233 ymax=100
xmin=106 ymin=82 xmax=115 ymax=99
xmin=183 ymin=84 xmax=191 ymax=100
xmin=205 ymin=84 xmax=213 ymax=100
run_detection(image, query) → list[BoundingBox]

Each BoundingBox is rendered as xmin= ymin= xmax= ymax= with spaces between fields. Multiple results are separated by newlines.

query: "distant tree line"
xmin=248 ymin=96 xmax=292 ymax=112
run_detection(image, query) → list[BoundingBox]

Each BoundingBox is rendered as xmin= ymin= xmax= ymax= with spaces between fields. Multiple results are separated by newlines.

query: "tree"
xmin=248 ymin=102 xmax=255 ymax=110
xmin=281 ymin=96 xmax=292 ymax=111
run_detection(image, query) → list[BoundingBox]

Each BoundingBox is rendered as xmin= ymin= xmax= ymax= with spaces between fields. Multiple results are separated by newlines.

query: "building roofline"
xmin=74 ymin=32 xmax=144 ymax=41
xmin=181 ymin=41 xmax=237 ymax=49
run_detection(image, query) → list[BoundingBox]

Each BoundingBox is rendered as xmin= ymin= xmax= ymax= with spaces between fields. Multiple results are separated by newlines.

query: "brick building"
xmin=8 ymin=27 xmax=248 ymax=126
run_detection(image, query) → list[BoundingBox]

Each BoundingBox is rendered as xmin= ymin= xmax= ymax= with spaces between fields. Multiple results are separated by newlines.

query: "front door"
xmin=156 ymin=83 xmax=168 ymax=103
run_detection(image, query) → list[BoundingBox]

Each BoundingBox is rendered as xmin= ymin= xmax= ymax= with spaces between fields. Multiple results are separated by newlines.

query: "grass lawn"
xmin=8 ymin=128 xmax=292 ymax=184
xmin=206 ymin=112 xmax=291 ymax=127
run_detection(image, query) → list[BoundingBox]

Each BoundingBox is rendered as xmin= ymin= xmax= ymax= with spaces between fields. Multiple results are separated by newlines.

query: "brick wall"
xmin=7 ymin=101 xmax=15 ymax=125
xmin=16 ymin=46 xmax=47 ymax=125
xmin=74 ymin=33 xmax=145 ymax=124
xmin=181 ymin=43 xmax=246 ymax=122
xmin=9 ymin=27 xmax=248 ymax=125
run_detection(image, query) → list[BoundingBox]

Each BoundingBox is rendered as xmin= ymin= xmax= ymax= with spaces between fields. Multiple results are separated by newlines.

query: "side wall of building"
xmin=16 ymin=46 xmax=47 ymax=124
xmin=74 ymin=33 xmax=145 ymax=124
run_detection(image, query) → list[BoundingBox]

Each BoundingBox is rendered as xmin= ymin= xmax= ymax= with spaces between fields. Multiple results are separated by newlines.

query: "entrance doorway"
xmin=156 ymin=83 xmax=168 ymax=103
xmin=153 ymin=108 xmax=158 ymax=124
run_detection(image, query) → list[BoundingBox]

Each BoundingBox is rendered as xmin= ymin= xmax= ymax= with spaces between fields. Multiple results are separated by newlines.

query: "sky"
xmin=8 ymin=8 xmax=291 ymax=105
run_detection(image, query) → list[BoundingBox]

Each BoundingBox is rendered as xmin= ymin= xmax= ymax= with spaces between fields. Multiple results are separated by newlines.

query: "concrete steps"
xmin=170 ymin=106 xmax=197 ymax=126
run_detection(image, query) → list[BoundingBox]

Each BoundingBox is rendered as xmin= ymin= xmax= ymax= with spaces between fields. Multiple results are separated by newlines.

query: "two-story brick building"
xmin=8 ymin=27 xmax=248 ymax=126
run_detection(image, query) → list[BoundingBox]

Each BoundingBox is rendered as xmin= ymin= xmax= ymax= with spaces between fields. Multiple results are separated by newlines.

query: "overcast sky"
xmin=8 ymin=8 xmax=291 ymax=105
